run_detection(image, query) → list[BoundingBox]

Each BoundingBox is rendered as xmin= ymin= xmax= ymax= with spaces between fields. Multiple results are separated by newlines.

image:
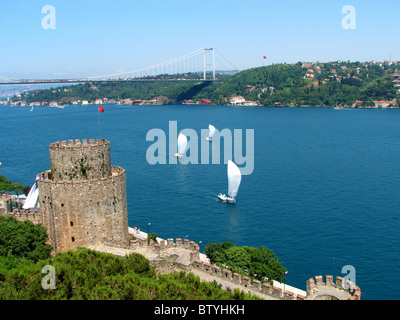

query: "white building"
xmin=230 ymin=96 xmax=246 ymax=105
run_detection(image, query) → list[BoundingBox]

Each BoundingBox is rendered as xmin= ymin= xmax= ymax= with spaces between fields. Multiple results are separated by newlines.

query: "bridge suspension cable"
xmin=81 ymin=47 xmax=227 ymax=81
xmin=0 ymin=47 xmax=238 ymax=85
xmin=83 ymin=48 xmax=205 ymax=80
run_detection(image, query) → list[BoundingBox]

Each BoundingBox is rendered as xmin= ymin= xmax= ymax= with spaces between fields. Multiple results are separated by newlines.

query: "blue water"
xmin=1 ymin=104 xmax=399 ymax=300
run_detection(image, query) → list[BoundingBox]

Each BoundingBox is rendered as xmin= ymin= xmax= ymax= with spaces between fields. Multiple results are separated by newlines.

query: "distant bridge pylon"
xmin=0 ymin=47 xmax=238 ymax=85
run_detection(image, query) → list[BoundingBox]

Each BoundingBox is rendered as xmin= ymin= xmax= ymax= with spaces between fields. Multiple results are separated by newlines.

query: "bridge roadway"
xmin=0 ymin=78 xmax=220 ymax=85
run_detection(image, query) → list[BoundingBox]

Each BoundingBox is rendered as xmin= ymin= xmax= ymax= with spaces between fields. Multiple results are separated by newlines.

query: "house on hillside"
xmin=374 ymin=100 xmax=389 ymax=108
xmin=229 ymin=96 xmax=246 ymax=105
xmin=304 ymin=69 xmax=315 ymax=79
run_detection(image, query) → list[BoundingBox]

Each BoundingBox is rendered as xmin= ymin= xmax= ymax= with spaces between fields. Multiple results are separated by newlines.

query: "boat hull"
xmin=218 ymin=194 xmax=236 ymax=203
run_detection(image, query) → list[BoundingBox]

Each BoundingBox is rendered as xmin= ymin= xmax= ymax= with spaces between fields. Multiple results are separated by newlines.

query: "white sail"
xmin=208 ymin=124 xmax=216 ymax=140
xmin=227 ymin=160 xmax=241 ymax=198
xmin=177 ymin=133 xmax=188 ymax=156
xmin=22 ymin=176 xmax=39 ymax=209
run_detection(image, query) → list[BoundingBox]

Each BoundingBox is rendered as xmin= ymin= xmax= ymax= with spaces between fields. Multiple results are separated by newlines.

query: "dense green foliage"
xmin=204 ymin=242 xmax=287 ymax=283
xmin=0 ymin=247 xmax=260 ymax=300
xmin=0 ymin=174 xmax=29 ymax=195
xmin=0 ymin=217 xmax=259 ymax=300
xmin=0 ymin=216 xmax=52 ymax=263
xmin=15 ymin=60 xmax=400 ymax=107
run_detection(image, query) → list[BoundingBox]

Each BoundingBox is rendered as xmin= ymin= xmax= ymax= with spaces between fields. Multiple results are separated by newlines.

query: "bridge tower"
xmin=37 ymin=139 xmax=129 ymax=254
xmin=203 ymin=47 xmax=215 ymax=80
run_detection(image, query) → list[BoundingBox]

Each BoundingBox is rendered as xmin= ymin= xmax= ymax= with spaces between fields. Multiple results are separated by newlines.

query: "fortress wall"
xmin=101 ymin=234 xmax=308 ymax=300
xmin=38 ymin=165 xmax=128 ymax=253
xmin=192 ymin=259 xmax=306 ymax=300
xmin=306 ymin=275 xmax=361 ymax=300
xmin=49 ymin=139 xmax=111 ymax=181
xmin=3 ymin=209 xmax=42 ymax=225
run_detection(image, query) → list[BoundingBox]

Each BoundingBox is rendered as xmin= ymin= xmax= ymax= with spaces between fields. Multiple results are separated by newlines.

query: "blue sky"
xmin=1 ymin=0 xmax=399 ymax=79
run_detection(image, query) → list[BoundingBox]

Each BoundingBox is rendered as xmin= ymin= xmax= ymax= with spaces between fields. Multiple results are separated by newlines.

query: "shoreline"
xmin=2 ymin=102 xmax=399 ymax=109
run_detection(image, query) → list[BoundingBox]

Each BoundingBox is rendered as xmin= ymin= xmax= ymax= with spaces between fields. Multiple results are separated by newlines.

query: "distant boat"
xmin=57 ymin=105 xmax=65 ymax=109
xmin=218 ymin=160 xmax=242 ymax=203
xmin=174 ymin=133 xmax=188 ymax=157
xmin=205 ymin=124 xmax=216 ymax=141
xmin=22 ymin=176 xmax=40 ymax=209
xmin=30 ymin=106 xmax=33 ymax=111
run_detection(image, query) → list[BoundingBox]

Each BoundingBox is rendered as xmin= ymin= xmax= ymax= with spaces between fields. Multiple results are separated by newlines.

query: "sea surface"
xmin=1 ymin=104 xmax=399 ymax=300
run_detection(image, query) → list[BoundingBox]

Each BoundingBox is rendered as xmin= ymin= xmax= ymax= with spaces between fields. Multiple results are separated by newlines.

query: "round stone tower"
xmin=37 ymin=139 xmax=129 ymax=254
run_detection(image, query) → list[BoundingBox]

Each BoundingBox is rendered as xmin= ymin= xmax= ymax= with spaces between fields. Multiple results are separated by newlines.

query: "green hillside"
xmin=12 ymin=60 xmax=400 ymax=107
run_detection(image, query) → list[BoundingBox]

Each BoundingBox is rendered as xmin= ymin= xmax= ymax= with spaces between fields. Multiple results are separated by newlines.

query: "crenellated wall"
xmin=2 ymin=209 xmax=41 ymax=224
xmin=306 ymin=275 xmax=361 ymax=300
xmin=102 ymin=236 xmax=201 ymax=265
xmin=192 ymin=259 xmax=307 ymax=300
xmin=101 ymin=234 xmax=309 ymax=300
xmin=49 ymin=139 xmax=111 ymax=181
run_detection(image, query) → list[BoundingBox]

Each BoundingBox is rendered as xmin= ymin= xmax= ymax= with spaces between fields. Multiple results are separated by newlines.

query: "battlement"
xmin=306 ymin=275 xmax=361 ymax=300
xmin=102 ymin=236 xmax=201 ymax=264
xmin=49 ymin=139 xmax=111 ymax=181
xmin=49 ymin=139 xmax=109 ymax=150
xmin=193 ymin=259 xmax=306 ymax=300
xmin=5 ymin=209 xmax=41 ymax=224
xmin=99 ymin=232 xmax=360 ymax=300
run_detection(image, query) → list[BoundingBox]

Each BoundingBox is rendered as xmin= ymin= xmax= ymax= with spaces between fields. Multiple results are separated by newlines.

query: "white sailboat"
xmin=218 ymin=160 xmax=242 ymax=203
xmin=205 ymin=124 xmax=216 ymax=141
xmin=22 ymin=176 xmax=40 ymax=209
xmin=174 ymin=133 xmax=188 ymax=157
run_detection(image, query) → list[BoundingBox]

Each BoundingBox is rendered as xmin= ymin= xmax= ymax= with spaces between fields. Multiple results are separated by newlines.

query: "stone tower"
xmin=37 ymin=139 xmax=129 ymax=254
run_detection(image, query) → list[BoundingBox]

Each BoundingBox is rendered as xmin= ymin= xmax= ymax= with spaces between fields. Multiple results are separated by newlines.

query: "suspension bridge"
xmin=0 ymin=47 xmax=237 ymax=85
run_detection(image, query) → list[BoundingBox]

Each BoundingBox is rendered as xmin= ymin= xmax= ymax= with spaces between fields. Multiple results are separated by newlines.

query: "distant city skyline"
xmin=0 ymin=0 xmax=399 ymax=79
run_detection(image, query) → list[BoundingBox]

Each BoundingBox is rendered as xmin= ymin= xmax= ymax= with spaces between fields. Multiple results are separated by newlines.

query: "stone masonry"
xmin=37 ymin=139 xmax=129 ymax=254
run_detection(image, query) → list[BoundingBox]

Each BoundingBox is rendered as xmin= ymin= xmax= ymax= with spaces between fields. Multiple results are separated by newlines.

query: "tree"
xmin=225 ymin=246 xmax=251 ymax=271
xmin=247 ymin=246 xmax=287 ymax=282
xmin=0 ymin=174 xmax=29 ymax=195
xmin=204 ymin=242 xmax=286 ymax=283
xmin=0 ymin=216 xmax=52 ymax=263
xmin=0 ymin=248 xmax=260 ymax=300
xmin=204 ymin=241 xmax=234 ymax=263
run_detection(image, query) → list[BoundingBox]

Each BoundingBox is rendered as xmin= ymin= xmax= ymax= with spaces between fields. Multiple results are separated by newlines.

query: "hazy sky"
xmin=1 ymin=0 xmax=399 ymax=79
